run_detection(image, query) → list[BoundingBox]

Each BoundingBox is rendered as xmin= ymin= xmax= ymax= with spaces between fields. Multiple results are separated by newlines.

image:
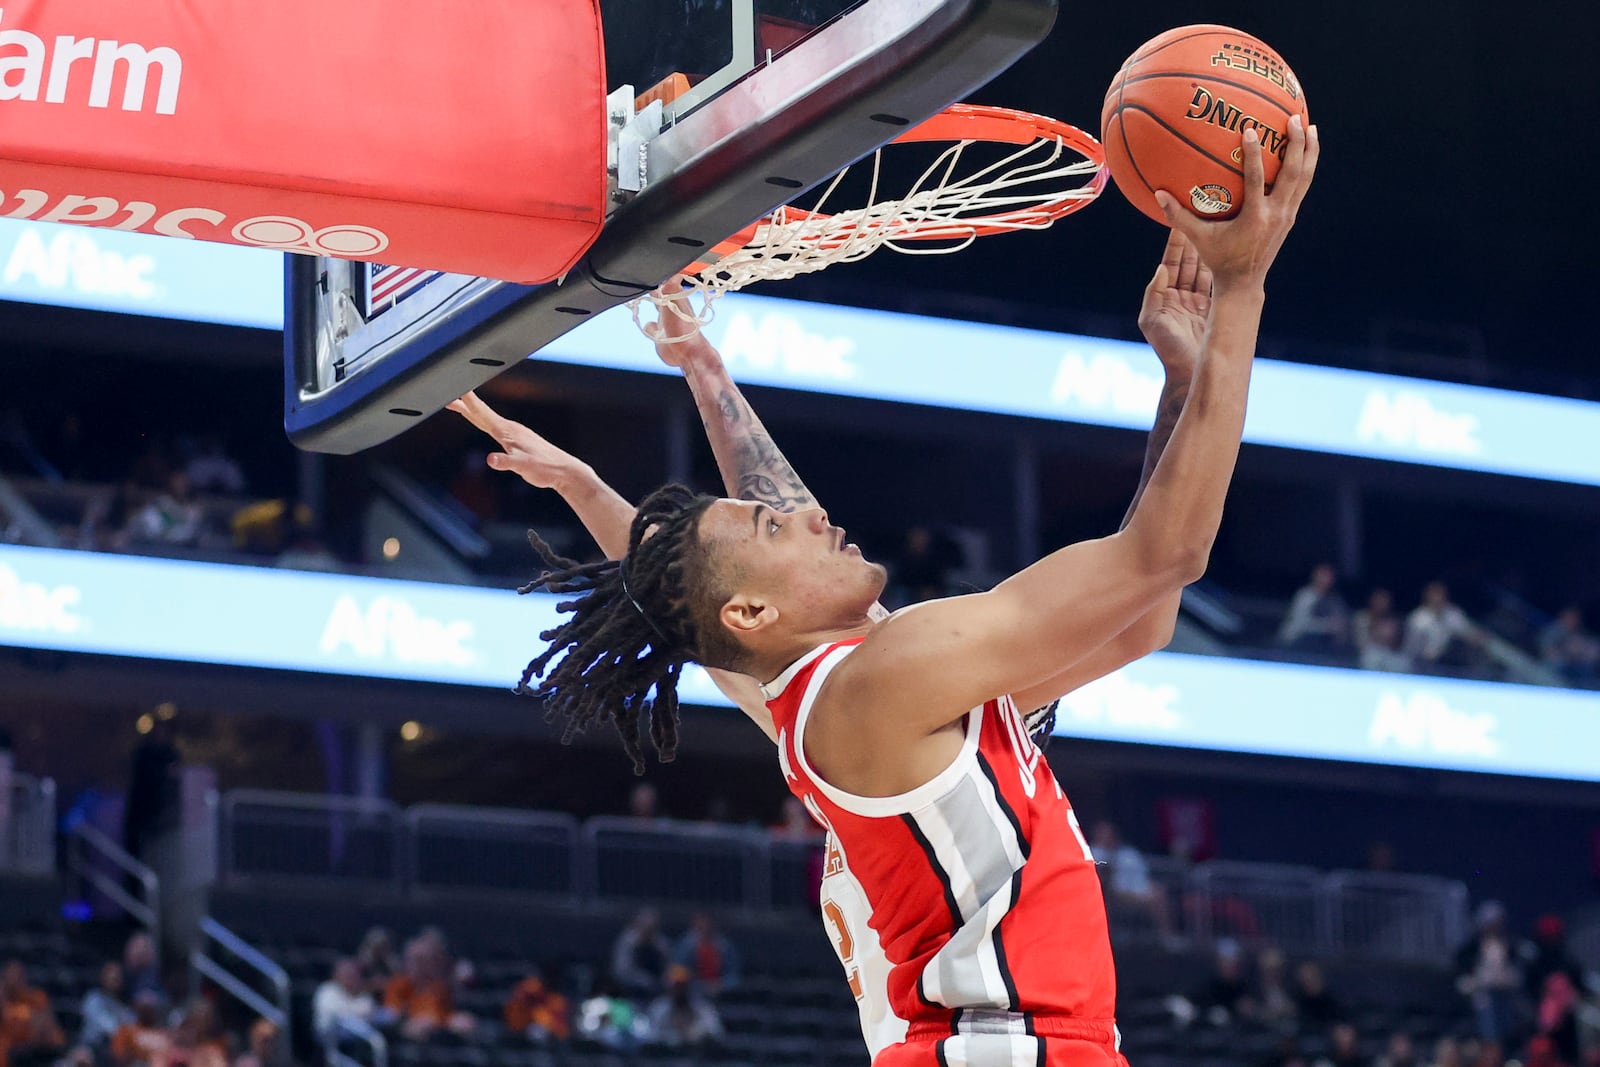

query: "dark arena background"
xmin=2 ymin=4 xmax=1598 ymax=1067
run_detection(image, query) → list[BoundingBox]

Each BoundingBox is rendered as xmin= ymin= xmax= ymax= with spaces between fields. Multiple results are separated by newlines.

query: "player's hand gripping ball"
xmin=1102 ymin=24 xmax=1310 ymax=223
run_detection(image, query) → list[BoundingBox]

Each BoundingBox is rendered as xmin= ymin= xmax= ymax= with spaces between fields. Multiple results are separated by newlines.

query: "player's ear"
xmin=721 ymin=593 xmax=778 ymax=637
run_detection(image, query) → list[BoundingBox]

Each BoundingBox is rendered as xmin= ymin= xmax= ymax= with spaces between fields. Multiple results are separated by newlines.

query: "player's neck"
xmin=752 ymin=621 xmax=874 ymax=686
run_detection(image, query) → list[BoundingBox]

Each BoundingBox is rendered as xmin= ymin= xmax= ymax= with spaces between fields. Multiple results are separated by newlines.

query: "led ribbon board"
xmin=2 ymin=544 xmax=1596 ymax=782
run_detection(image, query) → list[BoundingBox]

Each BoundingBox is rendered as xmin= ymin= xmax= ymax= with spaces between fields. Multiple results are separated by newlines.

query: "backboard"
xmin=286 ymin=0 xmax=1058 ymax=454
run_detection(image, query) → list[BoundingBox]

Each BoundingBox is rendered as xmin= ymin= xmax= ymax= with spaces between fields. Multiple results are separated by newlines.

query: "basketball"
xmin=1101 ymin=25 xmax=1310 ymax=224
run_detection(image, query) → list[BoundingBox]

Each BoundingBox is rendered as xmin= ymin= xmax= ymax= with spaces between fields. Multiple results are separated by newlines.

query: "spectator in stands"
xmin=1279 ymin=563 xmax=1351 ymax=655
xmin=1539 ymin=607 xmax=1600 ymax=684
xmin=229 ymin=1020 xmax=277 ymax=1067
xmin=1533 ymin=971 xmax=1581 ymax=1067
xmin=110 ymin=993 xmax=168 ymax=1067
xmin=1454 ymin=901 xmax=1527 ymax=1047
xmin=1524 ymin=915 xmax=1587 ymax=1001
xmin=0 ymin=959 xmax=65 ymax=1067
xmin=1293 ymin=961 xmax=1344 ymax=1028
xmin=124 ymin=471 xmax=206 ymax=547
xmin=1253 ymin=947 xmax=1299 ymax=1031
xmin=611 ymin=909 xmax=671 ymax=996
xmin=575 ymin=978 xmax=644 ymax=1052
xmin=1172 ymin=939 xmax=1251 ymax=1028
xmin=672 ymin=913 xmax=742 ymax=998
xmin=646 ymin=965 xmax=723 ymax=1049
xmin=1404 ymin=582 xmax=1486 ymax=675
xmin=78 ymin=963 xmax=135 ymax=1055
xmin=121 ymin=936 xmax=162 ymax=1003
xmin=502 ymin=966 xmax=571 ymax=1044
xmin=1430 ymin=1037 xmax=1465 ymax=1067
xmin=383 ymin=933 xmax=475 ymax=1040
xmin=1089 ymin=820 xmax=1176 ymax=945
xmin=1376 ymin=1032 xmax=1419 ymax=1067
xmin=312 ymin=959 xmax=374 ymax=1045
xmin=627 ymin=782 xmax=664 ymax=821
xmin=355 ymin=928 xmax=399 ymax=992
xmin=1354 ymin=588 xmax=1411 ymax=673
xmin=181 ymin=437 xmax=245 ymax=497
xmin=1319 ymin=1023 xmax=1370 ymax=1067
xmin=123 ymin=717 xmax=181 ymax=882
xmin=156 ymin=1000 xmax=226 ymax=1067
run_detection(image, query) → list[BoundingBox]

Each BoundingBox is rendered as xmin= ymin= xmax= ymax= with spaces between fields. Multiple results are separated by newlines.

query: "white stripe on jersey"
xmin=809 ymin=805 xmax=909 ymax=1059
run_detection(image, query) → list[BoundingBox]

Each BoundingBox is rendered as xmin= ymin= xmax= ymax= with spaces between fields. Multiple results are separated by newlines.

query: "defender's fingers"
xmin=1158 ymin=228 xmax=1187 ymax=278
xmin=449 ymin=392 xmax=508 ymax=440
xmin=1176 ymin=234 xmax=1202 ymax=292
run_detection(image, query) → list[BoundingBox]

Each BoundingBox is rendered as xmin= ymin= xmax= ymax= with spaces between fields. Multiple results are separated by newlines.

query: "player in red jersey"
xmin=452 ymin=118 xmax=1318 ymax=1065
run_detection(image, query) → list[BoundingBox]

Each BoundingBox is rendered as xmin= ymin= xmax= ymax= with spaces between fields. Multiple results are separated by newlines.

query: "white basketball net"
xmin=632 ymin=121 xmax=1105 ymax=340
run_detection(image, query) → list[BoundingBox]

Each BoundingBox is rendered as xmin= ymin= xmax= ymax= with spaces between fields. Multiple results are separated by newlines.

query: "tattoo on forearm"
xmin=1120 ymin=376 xmax=1192 ymax=531
xmin=712 ymin=387 xmax=817 ymax=511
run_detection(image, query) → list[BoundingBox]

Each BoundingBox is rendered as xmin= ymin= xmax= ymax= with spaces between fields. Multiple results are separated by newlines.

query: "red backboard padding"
xmin=0 ymin=1 xmax=607 ymax=283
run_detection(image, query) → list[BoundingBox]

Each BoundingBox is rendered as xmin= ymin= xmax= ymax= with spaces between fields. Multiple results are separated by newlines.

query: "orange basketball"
xmin=1101 ymin=25 xmax=1309 ymax=224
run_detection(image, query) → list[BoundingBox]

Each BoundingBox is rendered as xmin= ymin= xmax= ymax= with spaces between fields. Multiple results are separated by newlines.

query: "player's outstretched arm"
xmin=822 ymin=118 xmax=1320 ymax=746
xmin=1010 ymin=230 xmax=1210 ymax=712
xmin=448 ymin=391 xmax=780 ymax=741
xmin=447 ymin=392 xmax=635 ymax=558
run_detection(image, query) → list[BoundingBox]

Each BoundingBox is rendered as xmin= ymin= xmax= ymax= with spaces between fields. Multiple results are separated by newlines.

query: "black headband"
xmin=619 ymin=559 xmax=673 ymax=649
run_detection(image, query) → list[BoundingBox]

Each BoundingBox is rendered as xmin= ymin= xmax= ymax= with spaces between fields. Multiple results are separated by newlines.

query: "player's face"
xmin=698 ymin=499 xmax=887 ymax=623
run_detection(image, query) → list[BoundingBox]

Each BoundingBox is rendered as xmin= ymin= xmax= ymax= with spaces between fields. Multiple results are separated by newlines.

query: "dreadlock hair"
xmin=515 ymin=484 xmax=747 ymax=773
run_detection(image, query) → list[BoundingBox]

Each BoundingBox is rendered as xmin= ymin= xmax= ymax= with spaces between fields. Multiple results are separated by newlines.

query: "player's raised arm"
xmin=447 ymin=391 xmax=781 ymax=742
xmin=646 ymin=286 xmax=890 ymax=623
xmin=1010 ymin=229 xmax=1210 ymax=714
xmin=824 ymin=118 xmax=1320 ymax=743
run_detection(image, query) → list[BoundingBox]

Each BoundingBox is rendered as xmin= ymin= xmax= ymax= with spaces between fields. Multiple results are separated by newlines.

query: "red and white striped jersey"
xmin=763 ymin=638 xmax=1119 ymax=1062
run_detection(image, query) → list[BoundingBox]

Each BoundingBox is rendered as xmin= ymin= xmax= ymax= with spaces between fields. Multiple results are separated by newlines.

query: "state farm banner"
xmin=0 ymin=1 xmax=607 ymax=283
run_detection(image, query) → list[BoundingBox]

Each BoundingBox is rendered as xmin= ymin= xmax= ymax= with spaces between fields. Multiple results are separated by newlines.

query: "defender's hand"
xmin=1154 ymin=114 xmax=1319 ymax=289
xmin=1137 ymin=229 xmax=1213 ymax=372
xmin=643 ymin=276 xmax=719 ymax=372
xmin=447 ymin=391 xmax=590 ymax=492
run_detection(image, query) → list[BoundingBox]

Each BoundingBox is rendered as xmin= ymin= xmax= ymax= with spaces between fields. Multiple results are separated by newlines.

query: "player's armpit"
xmin=1010 ymin=593 xmax=1179 ymax=715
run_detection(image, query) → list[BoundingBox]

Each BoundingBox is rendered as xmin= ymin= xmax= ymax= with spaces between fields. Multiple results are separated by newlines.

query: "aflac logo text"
xmin=320 ymin=595 xmax=475 ymax=668
xmin=3 ymin=226 xmax=157 ymax=299
xmin=1356 ymin=390 xmax=1482 ymax=457
xmin=1367 ymin=689 xmax=1499 ymax=758
xmin=1050 ymin=345 xmax=1162 ymax=417
xmin=0 ymin=564 xmax=82 ymax=634
xmin=1059 ymin=669 xmax=1182 ymax=732
xmin=718 ymin=311 xmax=857 ymax=382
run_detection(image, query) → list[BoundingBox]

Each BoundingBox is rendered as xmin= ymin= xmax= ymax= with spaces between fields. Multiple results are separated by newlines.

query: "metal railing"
xmin=222 ymin=790 xmax=401 ymax=889
xmin=216 ymin=789 xmax=1471 ymax=962
xmin=406 ymin=804 xmax=578 ymax=898
xmin=1190 ymin=861 xmax=1329 ymax=955
xmin=191 ymin=917 xmax=290 ymax=1064
xmin=66 ymin=821 xmax=160 ymax=948
xmin=1325 ymin=870 xmax=1469 ymax=963
xmin=326 ymin=1014 xmax=389 ymax=1067
xmin=582 ymin=816 xmax=770 ymax=909
xmin=5 ymin=773 xmax=56 ymax=875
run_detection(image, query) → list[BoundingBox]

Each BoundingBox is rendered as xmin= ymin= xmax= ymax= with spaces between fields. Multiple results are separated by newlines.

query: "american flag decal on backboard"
xmin=363 ymin=264 xmax=442 ymax=319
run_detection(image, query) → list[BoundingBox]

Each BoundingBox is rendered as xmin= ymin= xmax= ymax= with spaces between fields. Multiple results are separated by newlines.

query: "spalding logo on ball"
xmin=1102 ymin=24 xmax=1310 ymax=223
